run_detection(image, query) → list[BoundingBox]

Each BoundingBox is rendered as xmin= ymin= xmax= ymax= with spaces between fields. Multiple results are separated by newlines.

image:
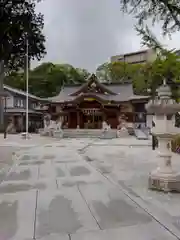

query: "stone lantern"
xmin=146 ymin=79 xmax=180 ymax=192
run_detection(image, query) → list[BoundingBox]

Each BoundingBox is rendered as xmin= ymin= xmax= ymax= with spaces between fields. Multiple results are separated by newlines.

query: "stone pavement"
xmin=0 ymin=134 xmax=59 ymax=185
xmin=84 ymin=140 xmax=180 ymax=239
xmin=0 ymin=137 xmax=179 ymax=239
xmin=0 ymin=134 xmax=58 ymax=148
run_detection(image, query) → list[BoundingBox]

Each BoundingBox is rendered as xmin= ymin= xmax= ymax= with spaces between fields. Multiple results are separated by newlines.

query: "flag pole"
xmin=25 ymin=35 xmax=29 ymax=139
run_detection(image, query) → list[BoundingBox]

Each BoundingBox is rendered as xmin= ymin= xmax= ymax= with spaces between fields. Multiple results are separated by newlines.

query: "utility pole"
xmin=25 ymin=35 xmax=29 ymax=139
xmin=0 ymin=60 xmax=4 ymax=132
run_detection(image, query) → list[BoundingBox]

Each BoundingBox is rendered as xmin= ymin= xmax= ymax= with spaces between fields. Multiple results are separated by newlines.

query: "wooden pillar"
xmin=68 ymin=112 xmax=70 ymax=128
xmin=77 ymin=111 xmax=80 ymax=128
xmin=20 ymin=114 xmax=23 ymax=132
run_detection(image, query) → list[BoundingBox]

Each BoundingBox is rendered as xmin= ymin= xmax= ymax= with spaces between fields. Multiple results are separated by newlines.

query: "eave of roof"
xmin=6 ymin=108 xmax=43 ymax=114
xmin=4 ymin=84 xmax=45 ymax=101
xmin=49 ymin=93 xmax=150 ymax=104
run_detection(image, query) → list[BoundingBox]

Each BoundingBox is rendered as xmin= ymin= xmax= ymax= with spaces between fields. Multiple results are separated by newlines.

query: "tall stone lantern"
xmin=146 ymin=80 xmax=180 ymax=192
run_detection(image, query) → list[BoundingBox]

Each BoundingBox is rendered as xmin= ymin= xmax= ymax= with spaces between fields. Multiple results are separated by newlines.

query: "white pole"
xmin=25 ymin=36 xmax=29 ymax=139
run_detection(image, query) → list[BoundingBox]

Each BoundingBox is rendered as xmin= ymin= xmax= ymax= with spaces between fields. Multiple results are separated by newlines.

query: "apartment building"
xmin=111 ymin=49 xmax=157 ymax=64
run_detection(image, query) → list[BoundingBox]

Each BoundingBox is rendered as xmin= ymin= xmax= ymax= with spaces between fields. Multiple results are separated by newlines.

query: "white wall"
xmin=5 ymin=96 xmax=14 ymax=108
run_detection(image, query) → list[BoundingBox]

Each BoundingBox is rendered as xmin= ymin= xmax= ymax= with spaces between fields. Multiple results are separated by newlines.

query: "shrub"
xmin=171 ymin=134 xmax=180 ymax=153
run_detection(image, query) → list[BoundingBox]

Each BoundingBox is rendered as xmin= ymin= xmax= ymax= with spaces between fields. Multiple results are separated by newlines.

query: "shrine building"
xmin=46 ymin=74 xmax=150 ymax=129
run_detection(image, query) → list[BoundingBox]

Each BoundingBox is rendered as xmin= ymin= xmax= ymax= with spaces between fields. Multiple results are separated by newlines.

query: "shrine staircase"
xmin=62 ymin=129 xmax=117 ymax=138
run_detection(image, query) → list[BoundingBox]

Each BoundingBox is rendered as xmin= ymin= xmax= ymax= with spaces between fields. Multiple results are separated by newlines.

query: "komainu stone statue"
xmin=44 ymin=114 xmax=51 ymax=129
xmin=53 ymin=118 xmax=63 ymax=138
xmin=117 ymin=115 xmax=129 ymax=138
xmin=40 ymin=114 xmax=53 ymax=136
xmin=56 ymin=119 xmax=62 ymax=130
xmin=102 ymin=121 xmax=110 ymax=132
xmin=101 ymin=121 xmax=113 ymax=139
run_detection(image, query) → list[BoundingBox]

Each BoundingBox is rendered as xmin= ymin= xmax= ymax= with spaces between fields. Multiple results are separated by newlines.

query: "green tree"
xmin=0 ymin=0 xmax=46 ymax=130
xmin=96 ymin=61 xmax=144 ymax=84
xmin=75 ymin=68 xmax=91 ymax=81
xmin=28 ymin=63 xmax=68 ymax=97
xmin=0 ymin=0 xmax=46 ymax=72
xmin=5 ymin=63 xmax=90 ymax=98
xmin=96 ymin=62 xmax=111 ymax=82
xmin=96 ymin=62 xmax=130 ymax=83
xmin=134 ymin=52 xmax=180 ymax=99
xmin=108 ymin=62 xmax=129 ymax=82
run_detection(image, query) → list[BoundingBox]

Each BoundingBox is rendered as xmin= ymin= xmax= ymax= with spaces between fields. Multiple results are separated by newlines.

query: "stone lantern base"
xmin=149 ymin=169 xmax=180 ymax=192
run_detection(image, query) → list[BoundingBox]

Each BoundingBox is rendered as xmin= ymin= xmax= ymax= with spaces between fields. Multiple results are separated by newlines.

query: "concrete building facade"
xmin=111 ymin=49 xmax=157 ymax=64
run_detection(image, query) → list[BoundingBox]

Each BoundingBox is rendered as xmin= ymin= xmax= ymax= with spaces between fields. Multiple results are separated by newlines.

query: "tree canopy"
xmin=0 ymin=0 xmax=46 ymax=72
xmin=5 ymin=63 xmax=90 ymax=98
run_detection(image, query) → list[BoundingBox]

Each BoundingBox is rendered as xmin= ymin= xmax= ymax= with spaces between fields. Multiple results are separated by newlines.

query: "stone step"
xmin=62 ymin=129 xmax=117 ymax=138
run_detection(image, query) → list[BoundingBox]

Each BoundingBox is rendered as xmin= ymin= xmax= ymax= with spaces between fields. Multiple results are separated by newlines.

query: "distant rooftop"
xmin=3 ymin=84 xmax=43 ymax=101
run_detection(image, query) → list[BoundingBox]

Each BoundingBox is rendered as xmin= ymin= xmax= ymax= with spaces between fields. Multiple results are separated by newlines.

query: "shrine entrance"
xmin=81 ymin=108 xmax=103 ymax=129
xmin=78 ymin=100 xmax=103 ymax=129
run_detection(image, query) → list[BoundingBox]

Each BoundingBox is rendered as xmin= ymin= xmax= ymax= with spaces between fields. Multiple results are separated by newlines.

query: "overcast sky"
xmin=33 ymin=0 xmax=180 ymax=72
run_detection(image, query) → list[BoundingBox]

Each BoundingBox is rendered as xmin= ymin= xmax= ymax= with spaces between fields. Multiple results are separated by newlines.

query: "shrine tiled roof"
xmin=47 ymin=74 xmax=149 ymax=103
xmin=48 ymin=84 xmax=148 ymax=103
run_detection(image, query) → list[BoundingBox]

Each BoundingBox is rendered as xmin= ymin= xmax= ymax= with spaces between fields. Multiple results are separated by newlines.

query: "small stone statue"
xmin=52 ymin=118 xmax=63 ymax=138
xmin=56 ymin=119 xmax=62 ymax=130
xmin=102 ymin=121 xmax=109 ymax=132
xmin=101 ymin=120 xmax=112 ymax=139
xmin=117 ymin=115 xmax=129 ymax=137
xmin=44 ymin=114 xmax=51 ymax=129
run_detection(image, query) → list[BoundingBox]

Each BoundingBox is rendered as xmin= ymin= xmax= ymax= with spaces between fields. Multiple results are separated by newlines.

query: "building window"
xmin=32 ymin=102 xmax=37 ymax=109
xmin=15 ymin=98 xmax=20 ymax=107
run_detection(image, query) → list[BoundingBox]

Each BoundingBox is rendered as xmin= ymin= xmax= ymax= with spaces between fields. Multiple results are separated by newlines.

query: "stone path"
xmin=0 ymin=138 xmax=179 ymax=239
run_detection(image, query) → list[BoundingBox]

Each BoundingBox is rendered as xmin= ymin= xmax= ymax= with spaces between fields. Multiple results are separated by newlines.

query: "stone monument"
xmin=146 ymin=79 xmax=180 ymax=192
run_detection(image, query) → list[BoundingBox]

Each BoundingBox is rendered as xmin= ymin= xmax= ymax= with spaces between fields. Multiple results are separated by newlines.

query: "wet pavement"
xmin=0 ymin=138 xmax=180 ymax=239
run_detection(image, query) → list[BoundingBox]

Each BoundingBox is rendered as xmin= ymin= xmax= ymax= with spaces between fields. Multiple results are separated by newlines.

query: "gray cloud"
xmin=33 ymin=0 xmax=180 ymax=71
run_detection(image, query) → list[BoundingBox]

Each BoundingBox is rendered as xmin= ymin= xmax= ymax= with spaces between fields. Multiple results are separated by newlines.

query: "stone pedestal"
xmin=149 ymin=137 xmax=180 ymax=192
xmin=149 ymin=170 xmax=180 ymax=192
xmin=117 ymin=128 xmax=129 ymax=138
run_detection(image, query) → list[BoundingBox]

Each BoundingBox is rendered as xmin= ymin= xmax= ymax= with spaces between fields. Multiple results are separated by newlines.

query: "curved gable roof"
xmin=70 ymin=74 xmax=116 ymax=96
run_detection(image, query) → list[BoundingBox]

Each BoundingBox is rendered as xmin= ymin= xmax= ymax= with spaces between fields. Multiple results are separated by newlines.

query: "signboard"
xmin=84 ymin=98 xmax=95 ymax=101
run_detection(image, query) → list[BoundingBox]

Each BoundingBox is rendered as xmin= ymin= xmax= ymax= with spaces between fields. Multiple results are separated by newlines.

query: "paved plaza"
xmin=0 ymin=136 xmax=180 ymax=239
